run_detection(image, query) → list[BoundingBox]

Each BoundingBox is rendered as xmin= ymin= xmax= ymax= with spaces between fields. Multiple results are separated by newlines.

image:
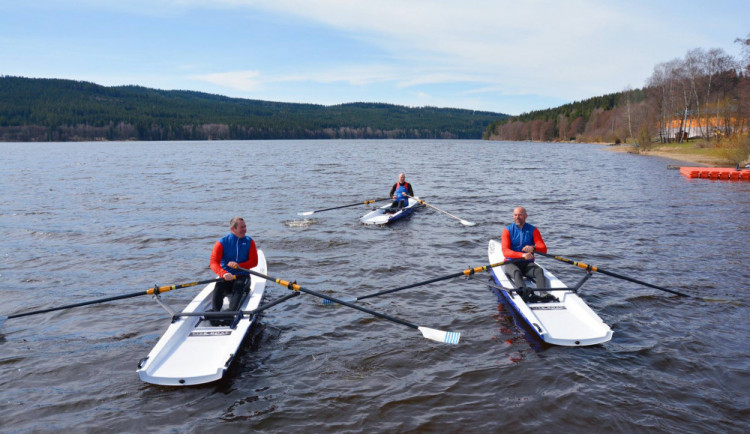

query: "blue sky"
xmin=1 ymin=0 xmax=748 ymax=115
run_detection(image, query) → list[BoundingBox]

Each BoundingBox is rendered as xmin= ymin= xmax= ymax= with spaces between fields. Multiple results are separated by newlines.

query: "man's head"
xmin=398 ymin=173 xmax=406 ymax=183
xmin=230 ymin=217 xmax=246 ymax=237
xmin=513 ymin=206 xmax=528 ymax=227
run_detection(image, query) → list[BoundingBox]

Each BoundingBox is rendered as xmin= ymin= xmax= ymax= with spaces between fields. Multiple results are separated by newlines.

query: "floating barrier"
xmin=679 ymin=167 xmax=750 ymax=181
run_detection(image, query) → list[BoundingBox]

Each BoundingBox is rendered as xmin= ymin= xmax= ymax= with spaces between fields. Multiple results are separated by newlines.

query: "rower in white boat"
xmin=384 ymin=172 xmax=414 ymax=213
xmin=207 ymin=216 xmax=258 ymax=324
xmin=501 ymin=206 xmax=551 ymax=302
xmin=488 ymin=206 xmax=613 ymax=346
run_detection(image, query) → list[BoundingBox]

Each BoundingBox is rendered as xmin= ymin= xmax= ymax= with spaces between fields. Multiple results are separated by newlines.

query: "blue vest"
xmin=506 ymin=223 xmax=536 ymax=262
xmin=219 ymin=233 xmax=253 ymax=275
xmin=395 ymin=183 xmax=409 ymax=202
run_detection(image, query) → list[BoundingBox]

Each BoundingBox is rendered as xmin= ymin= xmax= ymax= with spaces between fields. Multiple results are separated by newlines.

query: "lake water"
xmin=1 ymin=140 xmax=748 ymax=432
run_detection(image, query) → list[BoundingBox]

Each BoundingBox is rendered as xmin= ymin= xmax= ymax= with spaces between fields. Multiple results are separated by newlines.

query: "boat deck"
xmin=488 ymin=240 xmax=612 ymax=346
xmin=137 ymin=251 xmax=267 ymax=386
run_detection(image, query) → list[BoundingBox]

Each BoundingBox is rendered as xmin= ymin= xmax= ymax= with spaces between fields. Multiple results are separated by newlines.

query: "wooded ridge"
xmin=0 ymin=76 xmax=508 ymax=142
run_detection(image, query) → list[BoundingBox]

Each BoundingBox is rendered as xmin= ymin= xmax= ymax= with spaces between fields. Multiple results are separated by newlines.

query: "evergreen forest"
xmin=0 ymin=76 xmax=507 ymax=142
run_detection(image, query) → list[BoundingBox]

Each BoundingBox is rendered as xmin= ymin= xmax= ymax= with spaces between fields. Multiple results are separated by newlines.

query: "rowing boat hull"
xmin=360 ymin=197 xmax=420 ymax=225
xmin=488 ymin=240 xmax=612 ymax=346
xmin=137 ymin=250 xmax=267 ymax=385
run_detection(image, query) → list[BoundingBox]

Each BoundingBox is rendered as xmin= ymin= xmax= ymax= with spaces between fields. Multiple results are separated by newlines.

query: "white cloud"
xmin=188 ymin=1 xmax=674 ymax=96
xmin=191 ymin=70 xmax=263 ymax=92
xmin=24 ymin=0 xmax=747 ymax=112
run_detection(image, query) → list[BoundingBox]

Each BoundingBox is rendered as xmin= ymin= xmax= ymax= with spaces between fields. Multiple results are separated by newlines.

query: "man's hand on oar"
xmin=405 ymin=195 xmax=475 ymax=226
xmin=231 ymin=265 xmax=460 ymax=344
xmin=0 ymin=278 xmax=225 ymax=330
xmin=297 ymin=198 xmax=390 ymax=216
xmin=322 ymin=260 xmax=510 ymax=304
xmin=536 ymin=252 xmax=692 ymax=297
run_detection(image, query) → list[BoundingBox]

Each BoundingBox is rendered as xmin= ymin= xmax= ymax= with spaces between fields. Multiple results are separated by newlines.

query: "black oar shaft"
xmin=357 ymin=272 xmax=464 ymax=301
xmin=537 ymin=252 xmax=690 ymax=297
xmin=236 ymin=267 xmax=419 ymax=330
xmin=249 ymin=291 xmax=300 ymax=314
xmin=306 ymin=198 xmax=389 ymax=214
xmin=356 ymin=261 xmax=509 ymax=301
xmin=5 ymin=278 xmax=224 ymax=320
xmin=175 ymin=291 xmax=301 ymax=318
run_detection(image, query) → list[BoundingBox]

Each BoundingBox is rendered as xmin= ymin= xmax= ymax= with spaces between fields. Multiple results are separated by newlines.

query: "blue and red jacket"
xmin=210 ymin=234 xmax=258 ymax=276
xmin=501 ymin=223 xmax=547 ymax=262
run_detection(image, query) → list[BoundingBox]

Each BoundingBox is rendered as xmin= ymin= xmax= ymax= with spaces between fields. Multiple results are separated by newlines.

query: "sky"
xmin=1 ymin=0 xmax=748 ymax=115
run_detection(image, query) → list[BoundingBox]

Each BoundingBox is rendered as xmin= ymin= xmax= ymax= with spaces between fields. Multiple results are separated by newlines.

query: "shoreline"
xmin=487 ymin=137 xmax=741 ymax=166
xmin=601 ymin=144 xmax=731 ymax=167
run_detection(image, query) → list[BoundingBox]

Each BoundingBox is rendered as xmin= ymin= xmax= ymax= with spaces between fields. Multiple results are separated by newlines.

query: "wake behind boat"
xmin=488 ymin=240 xmax=612 ymax=346
xmin=137 ymin=250 xmax=268 ymax=386
xmin=360 ymin=197 xmax=421 ymax=225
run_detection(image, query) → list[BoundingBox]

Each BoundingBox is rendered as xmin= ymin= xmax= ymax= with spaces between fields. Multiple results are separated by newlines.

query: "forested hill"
xmin=484 ymin=89 xmax=648 ymax=143
xmin=0 ymin=76 xmax=507 ymax=141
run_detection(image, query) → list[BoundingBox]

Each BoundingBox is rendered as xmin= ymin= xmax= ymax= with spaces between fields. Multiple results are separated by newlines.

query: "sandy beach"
xmin=603 ymin=144 xmax=730 ymax=166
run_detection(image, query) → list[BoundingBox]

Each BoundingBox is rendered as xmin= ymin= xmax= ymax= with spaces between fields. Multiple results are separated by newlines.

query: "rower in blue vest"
xmin=501 ymin=206 xmax=549 ymax=302
xmin=208 ymin=217 xmax=258 ymax=325
xmin=386 ymin=172 xmax=414 ymax=213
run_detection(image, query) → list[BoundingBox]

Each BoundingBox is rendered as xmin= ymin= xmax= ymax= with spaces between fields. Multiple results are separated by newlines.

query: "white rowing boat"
xmin=137 ymin=250 xmax=267 ymax=385
xmin=360 ymin=197 xmax=421 ymax=225
xmin=488 ymin=240 xmax=612 ymax=346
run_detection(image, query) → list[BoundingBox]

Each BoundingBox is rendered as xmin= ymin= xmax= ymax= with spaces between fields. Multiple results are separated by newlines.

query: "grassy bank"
xmin=606 ymin=136 xmax=750 ymax=167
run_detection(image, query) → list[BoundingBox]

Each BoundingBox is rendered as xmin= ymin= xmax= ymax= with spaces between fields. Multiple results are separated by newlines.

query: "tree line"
xmin=486 ymin=34 xmax=750 ymax=153
xmin=0 ymin=77 xmax=507 ymax=142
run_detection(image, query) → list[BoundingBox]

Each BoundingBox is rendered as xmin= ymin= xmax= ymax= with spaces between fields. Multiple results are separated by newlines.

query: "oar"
xmin=175 ymin=291 xmax=301 ymax=318
xmin=485 ymin=270 xmax=593 ymax=294
xmin=406 ymin=195 xmax=475 ymax=226
xmin=232 ymin=265 xmax=460 ymax=344
xmin=0 ymin=278 xmax=225 ymax=330
xmin=323 ymin=260 xmax=511 ymax=304
xmin=535 ymin=252 xmax=692 ymax=297
xmin=297 ymin=198 xmax=390 ymax=216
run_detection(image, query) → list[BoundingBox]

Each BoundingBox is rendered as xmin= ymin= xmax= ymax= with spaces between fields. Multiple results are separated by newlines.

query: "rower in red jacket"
xmin=209 ymin=217 xmax=258 ymax=316
xmin=501 ymin=206 xmax=547 ymax=301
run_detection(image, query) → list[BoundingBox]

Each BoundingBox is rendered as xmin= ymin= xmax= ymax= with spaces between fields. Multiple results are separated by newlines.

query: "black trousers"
xmin=212 ymin=276 xmax=250 ymax=311
xmin=505 ymin=261 xmax=546 ymax=291
xmin=387 ymin=198 xmax=407 ymax=212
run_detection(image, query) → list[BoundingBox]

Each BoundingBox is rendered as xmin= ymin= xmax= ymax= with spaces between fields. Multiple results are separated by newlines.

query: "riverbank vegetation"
xmin=486 ymin=33 xmax=750 ymax=165
xmin=0 ymin=77 xmax=507 ymax=141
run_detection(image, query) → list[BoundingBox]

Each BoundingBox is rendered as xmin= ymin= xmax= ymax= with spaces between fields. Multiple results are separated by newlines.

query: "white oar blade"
xmin=418 ymin=326 xmax=461 ymax=344
xmin=322 ymin=297 xmax=357 ymax=305
xmin=460 ymin=220 xmax=476 ymax=227
xmin=297 ymin=211 xmax=314 ymax=216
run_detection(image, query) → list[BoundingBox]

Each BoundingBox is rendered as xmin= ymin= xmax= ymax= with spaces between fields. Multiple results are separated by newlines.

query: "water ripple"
xmin=0 ymin=140 xmax=748 ymax=432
